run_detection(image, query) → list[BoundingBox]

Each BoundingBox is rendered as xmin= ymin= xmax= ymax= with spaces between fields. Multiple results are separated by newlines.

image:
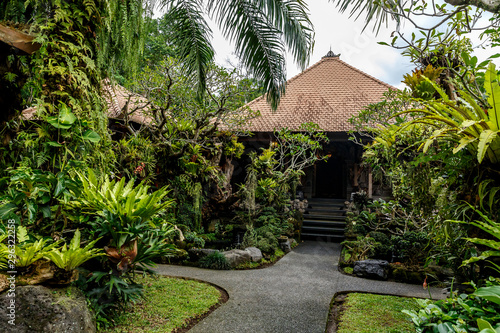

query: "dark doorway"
xmin=315 ymin=156 xmax=343 ymax=198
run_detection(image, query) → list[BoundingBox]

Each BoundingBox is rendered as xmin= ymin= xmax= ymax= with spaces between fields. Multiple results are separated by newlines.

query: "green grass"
xmin=101 ymin=275 xmax=221 ymax=333
xmin=337 ymin=293 xmax=418 ymax=333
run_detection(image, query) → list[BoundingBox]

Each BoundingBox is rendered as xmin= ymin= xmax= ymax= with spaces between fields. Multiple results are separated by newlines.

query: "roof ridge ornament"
xmin=323 ymin=49 xmax=340 ymax=58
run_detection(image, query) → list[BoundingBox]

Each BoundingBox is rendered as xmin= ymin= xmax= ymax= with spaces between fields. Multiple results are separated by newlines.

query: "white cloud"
xmin=164 ymin=0 xmax=500 ymax=89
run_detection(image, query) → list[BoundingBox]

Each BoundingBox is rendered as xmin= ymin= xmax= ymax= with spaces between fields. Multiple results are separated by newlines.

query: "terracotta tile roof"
xmin=22 ymin=80 xmax=153 ymax=125
xmin=245 ymin=55 xmax=395 ymax=132
xmin=101 ymin=80 xmax=153 ymax=125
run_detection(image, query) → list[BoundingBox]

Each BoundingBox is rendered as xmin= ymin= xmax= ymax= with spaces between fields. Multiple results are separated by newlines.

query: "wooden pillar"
xmin=353 ymin=164 xmax=359 ymax=187
xmin=368 ymin=167 xmax=373 ymax=198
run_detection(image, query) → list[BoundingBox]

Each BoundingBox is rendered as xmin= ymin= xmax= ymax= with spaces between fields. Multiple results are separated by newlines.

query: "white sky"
xmin=207 ymin=0 xmax=500 ymax=90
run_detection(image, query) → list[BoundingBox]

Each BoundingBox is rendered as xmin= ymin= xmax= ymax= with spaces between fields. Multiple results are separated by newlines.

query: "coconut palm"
xmin=159 ymin=0 xmax=314 ymax=109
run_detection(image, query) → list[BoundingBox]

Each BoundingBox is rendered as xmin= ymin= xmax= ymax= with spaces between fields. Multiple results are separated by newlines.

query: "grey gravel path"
xmin=154 ymin=241 xmax=445 ymax=333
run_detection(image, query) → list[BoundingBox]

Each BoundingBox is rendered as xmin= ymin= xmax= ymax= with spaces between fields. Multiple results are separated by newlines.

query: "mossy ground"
xmin=337 ymin=293 xmax=418 ymax=333
xmin=101 ymin=275 xmax=221 ymax=333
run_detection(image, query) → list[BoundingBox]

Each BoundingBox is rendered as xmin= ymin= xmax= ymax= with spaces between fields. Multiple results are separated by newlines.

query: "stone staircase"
xmin=301 ymin=198 xmax=347 ymax=242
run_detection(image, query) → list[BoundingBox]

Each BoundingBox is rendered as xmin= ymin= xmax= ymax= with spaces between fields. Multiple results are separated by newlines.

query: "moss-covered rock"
xmin=0 ymin=285 xmax=95 ymax=333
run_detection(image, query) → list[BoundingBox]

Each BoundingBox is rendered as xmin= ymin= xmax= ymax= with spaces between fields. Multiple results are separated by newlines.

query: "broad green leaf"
xmin=0 ymin=203 xmax=18 ymax=218
xmin=453 ymin=137 xmax=477 ymax=154
xmin=46 ymin=116 xmax=72 ymax=129
xmin=47 ymin=141 xmax=63 ymax=147
xmin=478 ymin=130 xmax=499 ymax=163
xmin=58 ymin=105 xmax=77 ymax=125
xmin=474 ymin=286 xmax=500 ymax=306
xmin=82 ymin=130 xmax=101 ymax=143
xmin=485 ymin=62 xmax=500 ymax=130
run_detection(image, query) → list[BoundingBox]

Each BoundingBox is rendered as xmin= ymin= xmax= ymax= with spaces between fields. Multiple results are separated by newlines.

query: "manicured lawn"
xmin=102 ymin=275 xmax=222 ymax=333
xmin=337 ymin=293 xmax=418 ymax=333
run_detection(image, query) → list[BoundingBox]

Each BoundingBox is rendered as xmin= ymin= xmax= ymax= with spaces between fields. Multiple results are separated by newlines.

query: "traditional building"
xmin=241 ymin=51 xmax=395 ymax=200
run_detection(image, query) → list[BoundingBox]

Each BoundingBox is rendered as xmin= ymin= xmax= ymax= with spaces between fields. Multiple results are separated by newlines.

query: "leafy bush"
xmin=368 ymin=231 xmax=391 ymax=260
xmin=198 ymin=251 xmax=230 ymax=270
xmin=391 ymin=231 xmax=430 ymax=265
xmin=185 ymin=231 xmax=205 ymax=248
xmin=341 ymin=236 xmax=377 ymax=265
xmin=45 ymin=229 xmax=104 ymax=271
xmin=403 ymin=280 xmax=500 ymax=332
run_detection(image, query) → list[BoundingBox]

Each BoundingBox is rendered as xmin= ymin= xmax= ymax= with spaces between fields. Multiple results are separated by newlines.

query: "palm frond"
xmin=255 ymin=0 xmax=314 ymax=70
xmin=209 ymin=0 xmax=286 ymax=109
xmin=330 ymin=0 xmax=400 ymax=33
xmin=164 ymin=0 xmax=215 ymax=96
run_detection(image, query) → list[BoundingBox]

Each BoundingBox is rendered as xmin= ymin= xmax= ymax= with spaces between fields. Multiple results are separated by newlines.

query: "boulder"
xmin=279 ymin=239 xmax=292 ymax=253
xmin=245 ymin=247 xmax=263 ymax=262
xmin=222 ymin=249 xmax=252 ymax=267
xmin=353 ymin=259 xmax=389 ymax=280
xmin=0 ymin=285 xmax=95 ymax=333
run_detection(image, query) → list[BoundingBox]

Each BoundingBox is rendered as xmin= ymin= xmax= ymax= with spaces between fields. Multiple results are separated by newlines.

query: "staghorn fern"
xmin=45 ymin=229 xmax=104 ymax=271
xmin=71 ymin=169 xmax=174 ymax=226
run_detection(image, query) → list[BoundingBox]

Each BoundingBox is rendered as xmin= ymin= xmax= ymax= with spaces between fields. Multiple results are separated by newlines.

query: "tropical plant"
xmin=403 ymin=280 xmax=500 ymax=333
xmin=160 ymin=0 xmax=314 ymax=108
xmin=14 ymin=226 xmax=61 ymax=267
xmin=0 ymin=235 xmax=9 ymax=270
xmin=73 ymin=169 xmax=174 ymax=226
xmin=272 ymin=122 xmax=329 ymax=176
xmin=0 ymin=167 xmax=81 ymax=232
xmin=44 ymin=229 xmax=104 ymax=271
xmin=198 ymin=251 xmax=231 ymax=270
xmin=450 ymin=206 xmax=500 ymax=273
xmin=393 ymin=62 xmax=500 ymax=164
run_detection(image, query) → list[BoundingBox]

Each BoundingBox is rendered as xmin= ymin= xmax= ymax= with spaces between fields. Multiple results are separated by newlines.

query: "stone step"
xmin=302 ymin=220 xmax=346 ymax=228
xmin=304 ymin=209 xmax=346 ymax=215
xmin=300 ymin=233 xmax=345 ymax=241
xmin=304 ymin=214 xmax=346 ymax=221
xmin=308 ymin=203 xmax=345 ymax=210
xmin=302 ymin=226 xmax=345 ymax=233
xmin=307 ymin=198 xmax=345 ymax=204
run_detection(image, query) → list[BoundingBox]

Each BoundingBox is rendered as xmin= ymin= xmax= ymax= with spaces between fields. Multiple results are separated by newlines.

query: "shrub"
xmin=255 ymin=228 xmax=279 ymax=253
xmin=391 ymin=231 xmax=429 ymax=265
xmin=368 ymin=231 xmax=391 ymax=260
xmin=403 ymin=279 xmax=500 ymax=332
xmin=198 ymin=252 xmax=231 ymax=270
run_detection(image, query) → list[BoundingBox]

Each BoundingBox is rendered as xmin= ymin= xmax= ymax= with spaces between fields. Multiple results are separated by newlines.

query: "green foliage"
xmin=403 ymin=281 xmax=500 ymax=333
xmin=391 ymin=231 xmax=430 ymax=266
xmin=450 ymin=207 xmax=500 ymax=272
xmin=44 ymin=229 xmax=103 ymax=271
xmin=73 ymin=169 xmax=173 ymax=227
xmin=402 ymin=64 xmax=443 ymax=100
xmin=341 ymin=236 xmax=377 ymax=265
xmin=241 ymin=224 xmax=257 ymax=248
xmin=395 ymin=62 xmax=500 ymax=164
xmin=198 ymin=251 xmax=231 ymax=270
xmin=272 ymin=122 xmax=329 ymax=176
xmin=77 ymin=269 xmax=144 ymax=328
xmin=185 ymin=231 xmax=206 ymax=248
xmin=0 ymin=167 xmax=80 ymax=231
xmin=14 ymin=226 xmax=61 ymax=267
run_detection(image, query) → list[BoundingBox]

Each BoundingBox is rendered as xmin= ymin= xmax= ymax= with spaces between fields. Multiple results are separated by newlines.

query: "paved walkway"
xmin=155 ymin=241 xmax=445 ymax=333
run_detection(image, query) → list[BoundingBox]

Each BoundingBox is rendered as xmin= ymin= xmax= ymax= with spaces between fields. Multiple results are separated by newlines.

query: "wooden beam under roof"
xmin=0 ymin=23 xmax=40 ymax=55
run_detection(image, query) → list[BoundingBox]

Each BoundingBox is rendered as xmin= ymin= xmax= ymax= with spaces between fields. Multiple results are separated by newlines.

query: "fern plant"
xmin=45 ymin=229 xmax=104 ymax=271
xmin=73 ymin=169 xmax=174 ymax=226
xmin=0 ymin=235 xmax=8 ymax=270
xmin=395 ymin=62 xmax=500 ymax=164
xmin=450 ymin=206 xmax=500 ymax=273
xmin=15 ymin=226 xmax=61 ymax=267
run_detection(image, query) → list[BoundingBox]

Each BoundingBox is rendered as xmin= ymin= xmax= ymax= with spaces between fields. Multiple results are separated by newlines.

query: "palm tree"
xmin=160 ymin=0 xmax=314 ymax=109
